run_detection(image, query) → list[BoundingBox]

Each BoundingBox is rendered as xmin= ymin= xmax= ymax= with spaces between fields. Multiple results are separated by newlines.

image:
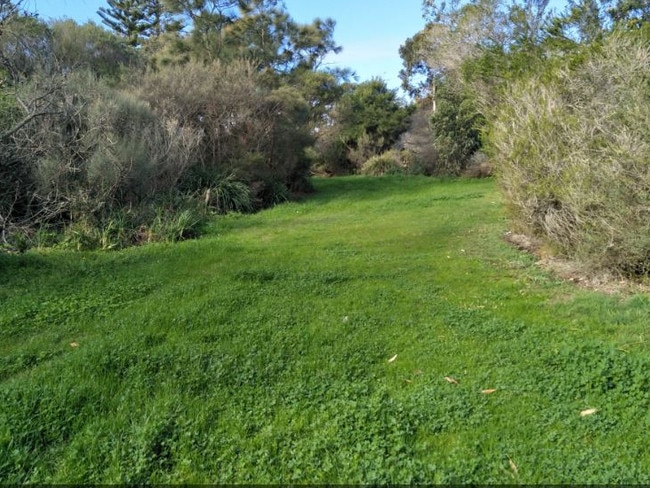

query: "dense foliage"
xmin=314 ymin=79 xmax=413 ymax=175
xmin=401 ymin=0 xmax=650 ymax=276
xmin=0 ymin=0 xmax=414 ymax=252
xmin=491 ymin=31 xmax=650 ymax=275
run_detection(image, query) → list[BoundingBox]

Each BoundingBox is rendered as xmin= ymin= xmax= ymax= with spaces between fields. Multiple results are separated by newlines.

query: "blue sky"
xmin=26 ymin=0 xmax=567 ymax=93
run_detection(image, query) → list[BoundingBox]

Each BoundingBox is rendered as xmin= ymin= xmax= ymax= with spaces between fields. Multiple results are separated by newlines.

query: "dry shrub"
xmin=396 ymin=105 xmax=439 ymax=175
xmin=138 ymin=61 xmax=313 ymax=196
xmin=360 ymin=150 xmax=405 ymax=176
xmin=348 ymin=131 xmax=384 ymax=170
xmin=490 ymin=32 xmax=650 ymax=276
xmin=311 ymin=134 xmax=353 ymax=176
xmin=26 ymin=73 xmax=202 ymax=217
xmin=137 ymin=60 xmax=266 ymax=171
xmin=462 ymin=152 xmax=493 ymax=178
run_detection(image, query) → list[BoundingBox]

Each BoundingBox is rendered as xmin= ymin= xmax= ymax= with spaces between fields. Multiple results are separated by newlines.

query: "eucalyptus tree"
xmin=547 ymin=0 xmax=650 ymax=44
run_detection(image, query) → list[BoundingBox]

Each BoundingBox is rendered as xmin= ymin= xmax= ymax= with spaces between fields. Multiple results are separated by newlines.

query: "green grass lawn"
xmin=2 ymin=176 xmax=649 ymax=483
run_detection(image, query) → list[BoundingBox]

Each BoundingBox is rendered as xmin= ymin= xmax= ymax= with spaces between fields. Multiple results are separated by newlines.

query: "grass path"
xmin=1 ymin=176 xmax=649 ymax=483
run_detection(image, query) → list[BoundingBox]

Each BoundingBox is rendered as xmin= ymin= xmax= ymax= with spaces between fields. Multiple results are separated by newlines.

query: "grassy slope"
xmin=1 ymin=176 xmax=649 ymax=483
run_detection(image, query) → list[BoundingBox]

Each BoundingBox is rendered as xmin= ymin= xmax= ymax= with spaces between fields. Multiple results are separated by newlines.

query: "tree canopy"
xmin=98 ymin=0 xmax=165 ymax=46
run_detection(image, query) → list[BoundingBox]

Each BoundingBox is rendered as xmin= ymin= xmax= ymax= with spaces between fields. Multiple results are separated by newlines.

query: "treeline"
xmin=0 ymin=0 xmax=415 ymax=251
xmin=401 ymin=0 xmax=650 ymax=276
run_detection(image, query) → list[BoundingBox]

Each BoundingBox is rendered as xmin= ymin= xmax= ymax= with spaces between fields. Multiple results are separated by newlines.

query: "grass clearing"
xmin=1 ymin=176 xmax=649 ymax=483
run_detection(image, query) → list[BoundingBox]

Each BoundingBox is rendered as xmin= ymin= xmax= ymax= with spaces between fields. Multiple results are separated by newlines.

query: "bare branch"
xmin=1 ymin=109 xmax=63 ymax=140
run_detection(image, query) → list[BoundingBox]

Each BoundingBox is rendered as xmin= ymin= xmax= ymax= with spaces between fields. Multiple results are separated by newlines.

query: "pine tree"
xmin=97 ymin=0 xmax=163 ymax=46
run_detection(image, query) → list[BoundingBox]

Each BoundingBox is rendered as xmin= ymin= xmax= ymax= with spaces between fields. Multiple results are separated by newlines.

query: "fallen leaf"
xmin=580 ymin=408 xmax=598 ymax=417
xmin=388 ymin=354 xmax=398 ymax=363
xmin=481 ymin=389 xmax=497 ymax=394
xmin=508 ymin=457 xmax=518 ymax=475
xmin=70 ymin=342 xmax=79 ymax=348
xmin=444 ymin=376 xmax=459 ymax=384
xmin=405 ymin=379 xmax=412 ymax=384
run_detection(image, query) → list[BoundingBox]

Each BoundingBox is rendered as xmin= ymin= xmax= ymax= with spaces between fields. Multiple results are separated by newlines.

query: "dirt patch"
xmin=503 ymin=231 xmax=650 ymax=295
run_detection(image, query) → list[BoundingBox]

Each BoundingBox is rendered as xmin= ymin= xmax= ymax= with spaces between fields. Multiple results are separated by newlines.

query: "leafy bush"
xmin=489 ymin=31 xmax=650 ymax=276
xmin=0 ymin=6 xmax=332 ymax=253
xmin=2 ymin=61 xmax=314 ymax=252
xmin=430 ymin=86 xmax=484 ymax=175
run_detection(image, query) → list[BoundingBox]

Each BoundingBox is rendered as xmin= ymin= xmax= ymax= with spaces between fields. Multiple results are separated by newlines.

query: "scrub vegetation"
xmin=2 ymin=0 xmax=650 ymax=482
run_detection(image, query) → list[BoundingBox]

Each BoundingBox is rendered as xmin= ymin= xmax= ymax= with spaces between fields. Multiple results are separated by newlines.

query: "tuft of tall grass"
xmin=151 ymin=207 xmax=205 ymax=242
xmin=204 ymin=174 xmax=253 ymax=214
xmin=360 ymin=151 xmax=405 ymax=176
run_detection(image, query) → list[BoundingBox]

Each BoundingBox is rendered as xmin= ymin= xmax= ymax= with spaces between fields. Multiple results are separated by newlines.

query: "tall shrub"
xmin=138 ymin=61 xmax=314 ymax=200
xmin=430 ymin=85 xmax=484 ymax=175
xmin=21 ymin=71 xmax=202 ymax=221
xmin=316 ymin=79 xmax=412 ymax=174
xmin=489 ymin=31 xmax=650 ymax=275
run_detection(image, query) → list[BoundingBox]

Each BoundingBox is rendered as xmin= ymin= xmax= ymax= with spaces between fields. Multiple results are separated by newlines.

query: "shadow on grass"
xmin=308 ymin=175 xmax=489 ymax=206
xmin=308 ymin=175 xmax=434 ymax=203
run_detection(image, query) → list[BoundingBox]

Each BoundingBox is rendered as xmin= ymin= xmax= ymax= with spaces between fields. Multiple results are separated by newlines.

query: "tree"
xmin=98 ymin=0 xmax=165 ymax=46
xmin=162 ymin=0 xmax=237 ymax=60
xmin=607 ymin=0 xmax=650 ymax=27
xmin=0 ymin=0 xmax=21 ymax=27
xmin=228 ymin=12 xmax=340 ymax=74
xmin=508 ymin=0 xmax=553 ymax=47
xmin=158 ymin=0 xmax=340 ymax=74
xmin=547 ymin=0 xmax=608 ymax=44
xmin=286 ymin=67 xmax=352 ymax=128
xmin=401 ymin=0 xmax=512 ymax=107
xmin=0 ymin=12 xmax=53 ymax=82
xmin=547 ymin=0 xmax=649 ymax=46
xmin=429 ymin=83 xmax=484 ymax=174
xmin=317 ymin=79 xmax=413 ymax=172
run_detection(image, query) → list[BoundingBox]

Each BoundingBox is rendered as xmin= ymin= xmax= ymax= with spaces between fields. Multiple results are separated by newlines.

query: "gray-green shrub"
xmin=25 ymin=72 xmax=202 ymax=219
xmin=489 ymin=31 xmax=650 ymax=275
xmin=138 ymin=61 xmax=313 ymax=198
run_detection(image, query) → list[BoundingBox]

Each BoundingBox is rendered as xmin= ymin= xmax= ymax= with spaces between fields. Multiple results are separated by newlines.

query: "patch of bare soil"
xmin=503 ymin=231 xmax=650 ymax=295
